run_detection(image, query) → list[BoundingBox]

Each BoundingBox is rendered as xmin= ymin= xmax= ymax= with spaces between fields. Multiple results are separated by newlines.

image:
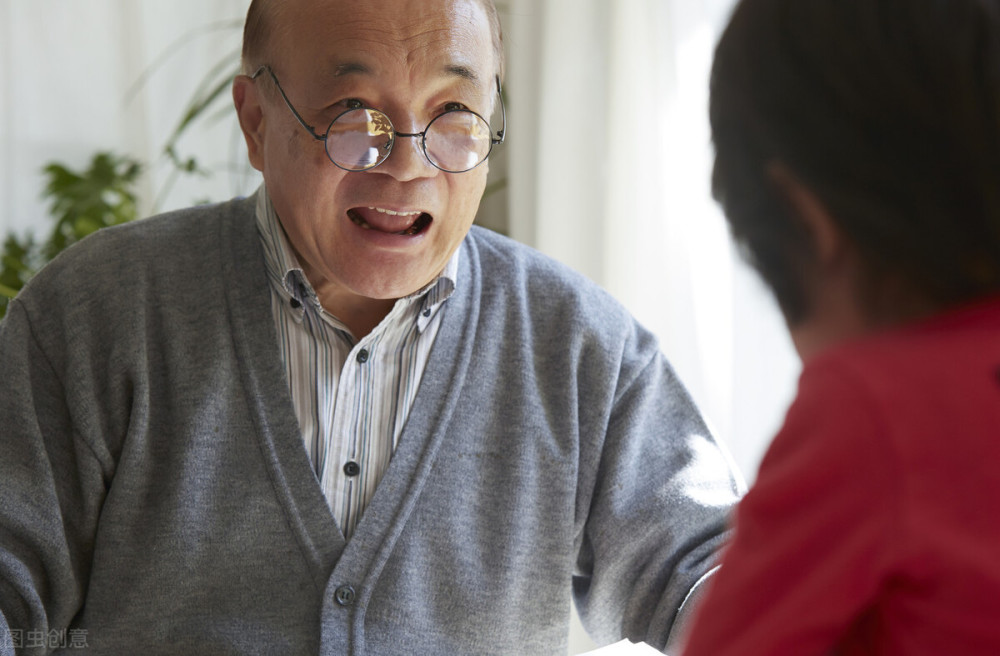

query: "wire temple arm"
xmin=494 ymin=76 xmax=506 ymax=145
xmin=251 ymin=65 xmax=327 ymax=142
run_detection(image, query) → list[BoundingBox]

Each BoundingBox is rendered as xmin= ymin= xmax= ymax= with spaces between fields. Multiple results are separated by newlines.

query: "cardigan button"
xmin=335 ymin=585 xmax=356 ymax=607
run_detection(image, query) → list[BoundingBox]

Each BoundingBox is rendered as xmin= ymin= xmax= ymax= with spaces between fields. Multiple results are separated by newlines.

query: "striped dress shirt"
xmin=254 ymin=187 xmax=457 ymax=539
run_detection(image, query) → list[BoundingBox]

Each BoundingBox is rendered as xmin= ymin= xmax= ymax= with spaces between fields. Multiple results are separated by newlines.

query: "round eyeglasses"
xmin=251 ymin=65 xmax=506 ymax=173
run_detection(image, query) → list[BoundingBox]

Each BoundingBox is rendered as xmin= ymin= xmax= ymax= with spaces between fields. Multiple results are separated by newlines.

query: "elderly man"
xmin=0 ymin=0 xmax=740 ymax=654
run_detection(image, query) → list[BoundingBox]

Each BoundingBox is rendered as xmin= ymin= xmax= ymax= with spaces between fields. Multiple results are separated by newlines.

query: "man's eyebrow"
xmin=444 ymin=64 xmax=481 ymax=84
xmin=332 ymin=61 xmax=373 ymax=77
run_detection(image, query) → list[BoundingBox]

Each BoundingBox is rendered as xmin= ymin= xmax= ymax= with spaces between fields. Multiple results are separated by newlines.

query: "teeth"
xmin=369 ymin=206 xmax=421 ymax=217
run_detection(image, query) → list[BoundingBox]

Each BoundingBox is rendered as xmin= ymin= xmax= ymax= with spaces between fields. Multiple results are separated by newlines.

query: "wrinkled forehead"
xmin=267 ymin=0 xmax=497 ymax=87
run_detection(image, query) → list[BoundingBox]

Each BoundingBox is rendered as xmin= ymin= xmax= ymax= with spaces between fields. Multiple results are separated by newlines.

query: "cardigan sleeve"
xmin=681 ymin=360 xmax=898 ymax=656
xmin=573 ymin=333 xmax=744 ymax=653
xmin=0 ymin=299 xmax=109 ymax=654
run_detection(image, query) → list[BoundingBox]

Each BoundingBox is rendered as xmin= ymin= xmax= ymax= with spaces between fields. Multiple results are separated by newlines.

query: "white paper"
xmin=577 ymin=639 xmax=666 ymax=655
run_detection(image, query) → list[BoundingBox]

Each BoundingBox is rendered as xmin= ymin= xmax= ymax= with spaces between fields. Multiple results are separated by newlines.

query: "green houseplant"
xmin=0 ymin=23 xmax=231 ymax=321
xmin=0 ymin=152 xmax=141 ymax=319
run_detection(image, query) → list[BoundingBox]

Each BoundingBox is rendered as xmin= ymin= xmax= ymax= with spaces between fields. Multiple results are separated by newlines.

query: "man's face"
xmin=239 ymin=0 xmax=496 ymax=303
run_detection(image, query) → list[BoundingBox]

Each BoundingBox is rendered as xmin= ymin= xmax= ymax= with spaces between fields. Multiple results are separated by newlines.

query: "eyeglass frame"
xmin=250 ymin=64 xmax=506 ymax=173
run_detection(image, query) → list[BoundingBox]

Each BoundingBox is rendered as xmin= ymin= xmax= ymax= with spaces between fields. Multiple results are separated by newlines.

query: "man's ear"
xmin=766 ymin=161 xmax=845 ymax=267
xmin=233 ymin=75 xmax=266 ymax=172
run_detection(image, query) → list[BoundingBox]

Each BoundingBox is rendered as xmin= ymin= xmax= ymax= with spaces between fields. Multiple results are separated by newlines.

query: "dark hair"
xmin=710 ymin=0 xmax=1000 ymax=323
xmin=241 ymin=0 xmax=505 ymax=81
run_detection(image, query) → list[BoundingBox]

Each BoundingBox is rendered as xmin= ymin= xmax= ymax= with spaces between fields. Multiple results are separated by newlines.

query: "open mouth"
xmin=347 ymin=207 xmax=433 ymax=236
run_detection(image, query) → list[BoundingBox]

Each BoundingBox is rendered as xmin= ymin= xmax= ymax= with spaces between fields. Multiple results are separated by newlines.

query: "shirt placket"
xmin=323 ymin=301 xmax=411 ymax=539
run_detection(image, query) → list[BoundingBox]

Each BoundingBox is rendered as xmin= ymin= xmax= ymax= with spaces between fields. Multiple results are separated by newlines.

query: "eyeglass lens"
xmin=326 ymin=109 xmax=393 ymax=170
xmin=325 ymin=108 xmax=494 ymax=172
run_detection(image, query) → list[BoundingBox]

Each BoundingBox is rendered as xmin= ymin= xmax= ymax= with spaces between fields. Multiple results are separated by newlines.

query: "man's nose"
xmin=379 ymin=130 xmax=435 ymax=181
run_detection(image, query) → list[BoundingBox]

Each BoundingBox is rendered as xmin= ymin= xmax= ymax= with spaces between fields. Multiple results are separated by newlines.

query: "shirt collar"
xmin=253 ymin=184 xmax=459 ymax=332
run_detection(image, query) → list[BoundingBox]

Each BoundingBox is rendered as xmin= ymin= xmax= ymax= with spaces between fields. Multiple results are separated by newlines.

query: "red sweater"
xmin=684 ymin=297 xmax=1000 ymax=655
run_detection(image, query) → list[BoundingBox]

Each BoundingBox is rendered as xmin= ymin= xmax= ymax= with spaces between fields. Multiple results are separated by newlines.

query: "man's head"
xmin=710 ymin=0 xmax=1000 ymax=327
xmin=233 ymin=0 xmax=503 ymax=316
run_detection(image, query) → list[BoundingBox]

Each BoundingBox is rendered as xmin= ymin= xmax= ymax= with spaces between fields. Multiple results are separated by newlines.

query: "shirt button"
xmin=356 ymin=349 xmax=370 ymax=364
xmin=343 ymin=461 xmax=361 ymax=477
xmin=422 ymin=308 xmax=432 ymax=318
xmin=289 ymin=297 xmax=302 ymax=309
xmin=335 ymin=585 xmax=356 ymax=607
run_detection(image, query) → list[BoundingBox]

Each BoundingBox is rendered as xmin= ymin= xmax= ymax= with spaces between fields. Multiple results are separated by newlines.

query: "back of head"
xmin=710 ymin=0 xmax=1000 ymax=324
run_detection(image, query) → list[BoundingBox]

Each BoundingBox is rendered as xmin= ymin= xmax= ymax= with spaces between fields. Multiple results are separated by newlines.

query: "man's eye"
xmin=343 ymin=98 xmax=365 ymax=110
xmin=444 ymin=102 xmax=468 ymax=112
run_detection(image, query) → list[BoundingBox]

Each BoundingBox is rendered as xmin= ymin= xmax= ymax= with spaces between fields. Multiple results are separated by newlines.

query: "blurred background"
xmin=0 ymin=1 xmax=800 ymax=652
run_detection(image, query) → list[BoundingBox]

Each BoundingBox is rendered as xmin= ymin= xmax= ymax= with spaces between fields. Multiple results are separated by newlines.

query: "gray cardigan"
xmin=0 ymin=195 xmax=741 ymax=655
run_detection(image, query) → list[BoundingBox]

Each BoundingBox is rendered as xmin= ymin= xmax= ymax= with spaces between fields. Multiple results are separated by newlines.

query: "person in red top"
xmin=682 ymin=0 xmax=1000 ymax=654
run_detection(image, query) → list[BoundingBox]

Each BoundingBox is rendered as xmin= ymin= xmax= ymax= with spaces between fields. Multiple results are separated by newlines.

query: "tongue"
xmin=349 ymin=207 xmax=420 ymax=234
